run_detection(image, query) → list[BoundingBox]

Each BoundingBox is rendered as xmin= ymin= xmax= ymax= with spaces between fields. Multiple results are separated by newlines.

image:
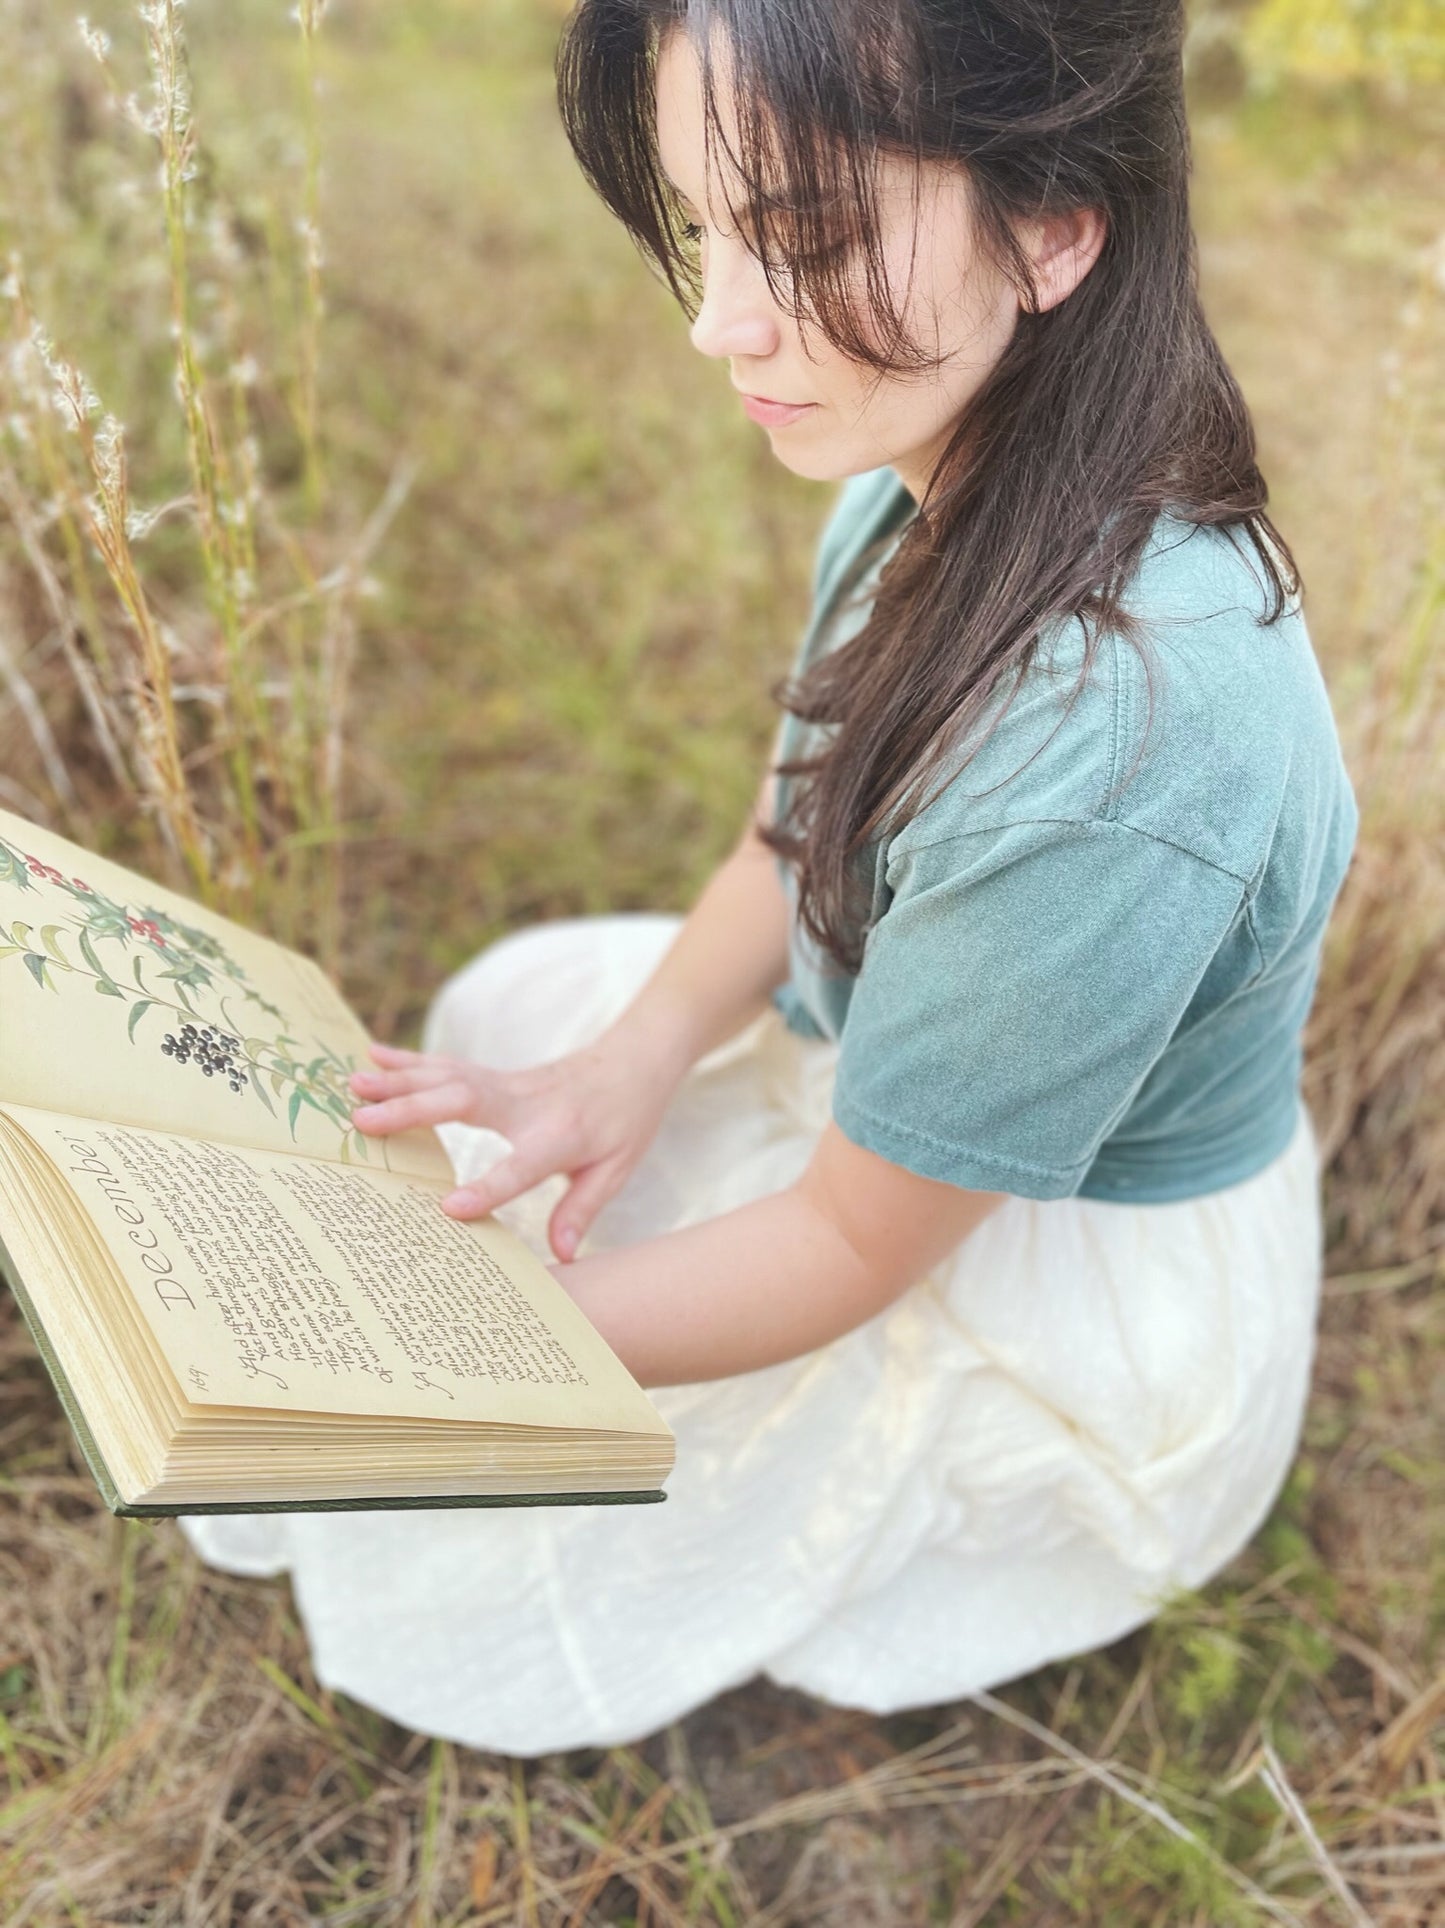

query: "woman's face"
xmin=653 ymin=26 xmax=1026 ymax=505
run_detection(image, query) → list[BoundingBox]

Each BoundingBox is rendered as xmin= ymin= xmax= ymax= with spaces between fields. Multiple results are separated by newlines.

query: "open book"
xmin=0 ymin=806 xmax=674 ymax=1516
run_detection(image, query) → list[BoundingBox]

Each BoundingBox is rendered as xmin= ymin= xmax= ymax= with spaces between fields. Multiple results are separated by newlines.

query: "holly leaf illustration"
xmin=84 ymin=905 xmax=136 ymax=942
xmin=143 ymin=909 xmax=228 ymax=965
xmin=127 ymin=999 xmax=156 ymax=1042
xmin=22 ymin=954 xmax=54 ymax=992
xmin=157 ymin=956 xmax=214 ymax=992
xmin=0 ymin=849 xmax=36 ymax=893
xmin=95 ymin=979 xmax=126 ymax=998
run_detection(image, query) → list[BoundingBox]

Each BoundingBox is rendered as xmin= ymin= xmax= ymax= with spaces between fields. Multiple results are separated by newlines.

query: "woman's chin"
xmin=762 ymin=438 xmax=873 ymax=486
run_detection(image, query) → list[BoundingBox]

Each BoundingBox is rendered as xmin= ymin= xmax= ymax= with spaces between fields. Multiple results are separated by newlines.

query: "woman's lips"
xmin=739 ymin=393 xmax=817 ymax=428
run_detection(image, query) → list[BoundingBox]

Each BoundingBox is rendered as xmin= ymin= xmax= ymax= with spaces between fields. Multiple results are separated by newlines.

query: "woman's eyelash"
xmin=679 ymin=219 xmax=704 ymax=243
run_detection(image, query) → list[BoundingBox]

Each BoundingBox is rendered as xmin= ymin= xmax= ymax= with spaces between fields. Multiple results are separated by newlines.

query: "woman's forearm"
xmin=605 ymin=835 xmax=794 ymax=1077
xmin=550 ymin=1182 xmax=896 ymax=1387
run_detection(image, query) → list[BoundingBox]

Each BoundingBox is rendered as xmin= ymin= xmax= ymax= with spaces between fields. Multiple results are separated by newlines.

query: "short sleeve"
xmin=829 ymin=818 xmax=1252 ymax=1199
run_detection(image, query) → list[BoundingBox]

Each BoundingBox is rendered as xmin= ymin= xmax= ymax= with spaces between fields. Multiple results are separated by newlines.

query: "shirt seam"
xmin=889 ymin=813 xmax=1256 ymax=893
xmin=833 ymin=1088 xmax=1085 ymax=1185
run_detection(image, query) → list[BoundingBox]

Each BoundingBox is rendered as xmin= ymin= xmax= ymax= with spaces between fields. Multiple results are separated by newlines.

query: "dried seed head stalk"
xmin=4 ymin=260 xmax=213 ymax=887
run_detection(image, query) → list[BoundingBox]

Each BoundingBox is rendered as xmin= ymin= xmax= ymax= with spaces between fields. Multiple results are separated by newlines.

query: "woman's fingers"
xmin=440 ymin=1143 xmax=553 ymax=1220
xmin=350 ymin=1063 xmax=457 ymax=1101
xmin=547 ymin=1160 xmax=620 ymax=1263
xmin=367 ymin=1039 xmax=426 ymax=1061
xmin=350 ymin=1075 xmax=479 ymax=1136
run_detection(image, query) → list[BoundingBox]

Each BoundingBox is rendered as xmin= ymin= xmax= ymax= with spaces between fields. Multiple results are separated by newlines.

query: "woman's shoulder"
xmin=889 ymin=509 xmax=1358 ymax=894
xmin=1109 ymin=511 xmax=1357 ymax=881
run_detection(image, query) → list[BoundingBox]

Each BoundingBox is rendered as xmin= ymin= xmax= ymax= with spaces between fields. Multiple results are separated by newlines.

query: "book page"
xmin=1 ymin=1104 xmax=669 ymax=1437
xmin=0 ymin=807 xmax=452 ymax=1184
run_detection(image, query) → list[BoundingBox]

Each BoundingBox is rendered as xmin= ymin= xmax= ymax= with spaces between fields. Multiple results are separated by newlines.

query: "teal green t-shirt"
xmin=769 ymin=467 xmax=1360 ymax=1205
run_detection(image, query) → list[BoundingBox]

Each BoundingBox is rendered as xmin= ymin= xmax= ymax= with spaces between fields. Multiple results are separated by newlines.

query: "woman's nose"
xmin=688 ymin=239 xmax=781 ymax=361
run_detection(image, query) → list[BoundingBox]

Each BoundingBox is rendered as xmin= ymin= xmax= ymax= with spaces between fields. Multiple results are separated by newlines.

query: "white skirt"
xmin=177 ymin=912 xmax=1324 ymax=1756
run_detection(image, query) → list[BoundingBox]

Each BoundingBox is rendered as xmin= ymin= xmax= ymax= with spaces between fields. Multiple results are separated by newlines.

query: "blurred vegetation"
xmin=0 ymin=0 xmax=1441 ymax=1921
xmin=1244 ymin=0 xmax=1445 ymax=87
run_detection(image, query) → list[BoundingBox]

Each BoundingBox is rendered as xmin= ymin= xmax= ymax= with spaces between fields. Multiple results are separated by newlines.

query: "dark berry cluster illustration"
xmin=160 ymin=1023 xmax=250 ymax=1093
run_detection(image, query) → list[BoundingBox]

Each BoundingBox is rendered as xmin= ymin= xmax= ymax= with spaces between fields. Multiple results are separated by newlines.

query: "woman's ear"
xmin=1021 ymin=205 xmax=1108 ymax=314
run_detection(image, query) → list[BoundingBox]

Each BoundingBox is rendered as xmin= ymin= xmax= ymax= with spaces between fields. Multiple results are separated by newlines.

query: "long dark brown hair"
xmin=556 ymin=0 xmax=1300 ymax=976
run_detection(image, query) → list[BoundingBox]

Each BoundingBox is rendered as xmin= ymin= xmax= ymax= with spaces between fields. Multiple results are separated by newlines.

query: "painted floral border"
xmin=0 ymin=833 xmax=382 ymax=1164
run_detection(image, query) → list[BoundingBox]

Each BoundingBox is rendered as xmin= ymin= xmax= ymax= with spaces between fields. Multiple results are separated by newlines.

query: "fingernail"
xmin=441 ymin=1190 xmax=473 ymax=1213
xmin=558 ymin=1227 xmax=577 ymax=1259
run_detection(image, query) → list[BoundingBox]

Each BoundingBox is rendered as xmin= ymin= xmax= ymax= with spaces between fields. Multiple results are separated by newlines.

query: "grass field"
xmin=0 ymin=1 xmax=1441 ymax=1921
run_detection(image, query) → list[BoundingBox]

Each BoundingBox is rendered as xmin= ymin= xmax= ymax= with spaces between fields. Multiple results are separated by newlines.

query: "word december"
xmin=59 ymin=1132 xmax=197 ymax=1312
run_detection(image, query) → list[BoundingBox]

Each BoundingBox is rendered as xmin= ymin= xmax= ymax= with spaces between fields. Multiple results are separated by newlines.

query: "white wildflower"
xmin=121 ymin=90 xmax=159 ymax=138
xmin=228 ymin=354 xmax=260 ymax=388
xmin=93 ymin=415 xmax=124 ymax=495
xmin=76 ymin=17 xmax=111 ymax=60
xmin=30 ymin=324 xmax=102 ymax=426
xmin=125 ymin=503 xmax=165 ymax=540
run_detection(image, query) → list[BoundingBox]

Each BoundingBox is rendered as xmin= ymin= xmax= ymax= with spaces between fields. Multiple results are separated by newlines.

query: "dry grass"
xmin=0 ymin=0 xmax=1441 ymax=1921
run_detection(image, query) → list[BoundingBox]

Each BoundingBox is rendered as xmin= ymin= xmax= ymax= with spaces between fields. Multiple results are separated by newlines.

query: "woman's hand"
xmin=347 ymin=1024 xmax=689 ymax=1263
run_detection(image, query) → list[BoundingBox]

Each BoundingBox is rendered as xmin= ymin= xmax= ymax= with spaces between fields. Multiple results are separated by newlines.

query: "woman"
xmin=178 ymin=0 xmax=1358 ymax=1756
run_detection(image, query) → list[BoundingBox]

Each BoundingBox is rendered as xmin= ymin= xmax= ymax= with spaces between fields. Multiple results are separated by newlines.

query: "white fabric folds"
xmin=177 ymin=912 xmax=1324 ymax=1756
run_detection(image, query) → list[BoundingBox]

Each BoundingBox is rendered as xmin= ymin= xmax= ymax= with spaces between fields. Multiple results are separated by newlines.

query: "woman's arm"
xmin=552 ymin=1117 xmax=1006 ymax=1386
xmin=559 ymin=769 xmax=1007 ymax=1383
xmin=603 ymin=769 xmax=793 ymax=1078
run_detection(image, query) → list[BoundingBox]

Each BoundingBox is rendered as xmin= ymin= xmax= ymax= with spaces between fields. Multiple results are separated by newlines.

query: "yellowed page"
xmin=0 ymin=806 xmax=451 ymax=1183
xmin=1 ymin=1103 xmax=671 ymax=1445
